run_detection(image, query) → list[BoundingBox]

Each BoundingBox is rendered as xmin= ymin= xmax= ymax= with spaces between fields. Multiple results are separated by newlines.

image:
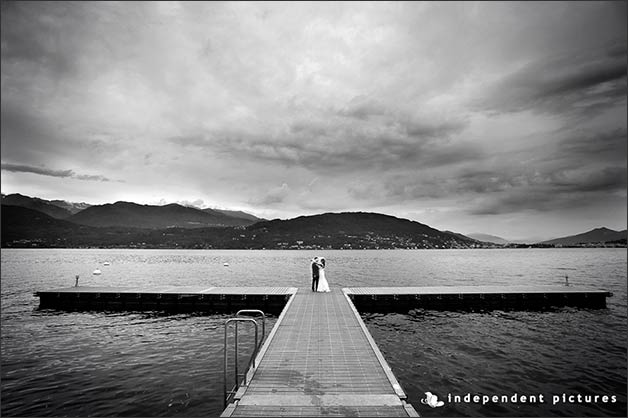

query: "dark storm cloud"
xmin=168 ymin=134 xmax=208 ymax=148
xmin=464 ymin=128 xmax=628 ymax=215
xmin=464 ymin=162 xmax=627 ymax=216
xmin=0 ymin=103 xmax=53 ymax=162
xmin=172 ymin=100 xmax=474 ymax=173
xmin=189 ymin=123 xmax=477 ymax=173
xmin=353 ymin=122 xmax=627 ymax=215
xmin=367 ymin=161 xmax=627 ymax=216
xmin=1 ymin=2 xmax=71 ymax=74
xmin=1 ymin=163 xmax=73 ymax=178
xmin=1 ymin=2 xmax=154 ymax=79
xmin=469 ymin=168 xmax=627 ymax=216
xmin=549 ymin=166 xmax=627 ymax=193
xmin=0 ymin=1 xmax=92 ymax=78
xmin=1 ymin=162 xmax=114 ymax=182
xmin=373 ymin=168 xmax=527 ymax=203
xmin=1 ymin=101 xmax=126 ymax=172
xmin=477 ymin=40 xmax=627 ymax=115
xmin=337 ymin=96 xmax=390 ymax=120
xmin=557 ymin=128 xmax=627 ymax=163
xmin=337 ymin=96 xmax=468 ymax=138
xmin=248 ymin=183 xmax=291 ymax=206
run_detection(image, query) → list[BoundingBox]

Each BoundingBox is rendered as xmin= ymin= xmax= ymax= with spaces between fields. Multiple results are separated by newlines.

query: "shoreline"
xmin=1 ymin=244 xmax=626 ymax=250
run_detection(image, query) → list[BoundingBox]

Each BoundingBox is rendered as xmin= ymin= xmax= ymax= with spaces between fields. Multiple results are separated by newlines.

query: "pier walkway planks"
xmin=221 ymin=288 xmax=418 ymax=417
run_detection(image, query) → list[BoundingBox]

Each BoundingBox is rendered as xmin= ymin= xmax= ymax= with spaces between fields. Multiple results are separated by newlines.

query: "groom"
xmin=311 ymin=257 xmax=320 ymax=292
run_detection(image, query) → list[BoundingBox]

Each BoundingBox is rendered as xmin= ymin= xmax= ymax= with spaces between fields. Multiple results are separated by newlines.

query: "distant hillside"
xmin=242 ymin=212 xmax=478 ymax=249
xmin=67 ymin=201 xmax=255 ymax=229
xmin=1 ymin=204 xmax=161 ymax=247
xmin=1 ymin=205 xmax=84 ymax=244
xmin=540 ymin=227 xmax=627 ymax=246
xmin=468 ymin=233 xmax=509 ymax=245
xmin=1 ymin=193 xmax=73 ymax=219
xmin=210 ymin=208 xmax=263 ymax=222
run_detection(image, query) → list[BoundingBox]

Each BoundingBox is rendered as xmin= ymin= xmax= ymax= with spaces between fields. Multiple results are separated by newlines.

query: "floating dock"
xmin=345 ymin=285 xmax=612 ymax=311
xmin=35 ymin=284 xmax=612 ymax=313
xmin=221 ymin=288 xmax=418 ymax=417
xmin=34 ymin=286 xmax=296 ymax=315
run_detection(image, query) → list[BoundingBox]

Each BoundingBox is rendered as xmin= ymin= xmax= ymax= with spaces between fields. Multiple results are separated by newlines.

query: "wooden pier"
xmin=33 ymin=284 xmax=612 ymax=416
xmin=221 ymin=288 xmax=418 ymax=417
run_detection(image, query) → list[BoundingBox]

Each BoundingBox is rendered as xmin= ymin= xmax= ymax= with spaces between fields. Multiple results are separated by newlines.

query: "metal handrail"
xmin=223 ymin=318 xmax=258 ymax=408
xmin=236 ymin=309 xmax=266 ymax=345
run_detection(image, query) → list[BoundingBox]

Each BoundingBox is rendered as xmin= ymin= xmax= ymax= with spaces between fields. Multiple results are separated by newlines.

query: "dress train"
xmin=317 ymin=267 xmax=330 ymax=292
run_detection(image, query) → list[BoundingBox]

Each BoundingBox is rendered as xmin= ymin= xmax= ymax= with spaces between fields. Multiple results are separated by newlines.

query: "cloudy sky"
xmin=1 ymin=1 xmax=626 ymax=241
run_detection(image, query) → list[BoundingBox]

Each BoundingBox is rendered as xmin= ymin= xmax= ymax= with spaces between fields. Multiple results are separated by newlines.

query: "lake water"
xmin=1 ymin=248 xmax=626 ymax=416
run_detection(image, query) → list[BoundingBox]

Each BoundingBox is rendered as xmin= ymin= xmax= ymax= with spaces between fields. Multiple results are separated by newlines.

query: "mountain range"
xmin=1 ymin=204 xmax=478 ymax=249
xmin=67 ymin=201 xmax=254 ymax=228
xmin=2 ymin=193 xmax=77 ymax=219
xmin=1 ymin=193 xmax=625 ymax=249
xmin=1 ymin=194 xmax=478 ymax=249
xmin=1 ymin=193 xmax=262 ymax=227
xmin=540 ymin=227 xmax=627 ymax=246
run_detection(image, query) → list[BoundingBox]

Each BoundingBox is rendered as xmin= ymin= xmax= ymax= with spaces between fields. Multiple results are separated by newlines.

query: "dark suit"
xmin=311 ymin=262 xmax=319 ymax=292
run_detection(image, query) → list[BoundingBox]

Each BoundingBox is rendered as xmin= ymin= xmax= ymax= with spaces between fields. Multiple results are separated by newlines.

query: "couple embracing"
xmin=310 ymin=256 xmax=330 ymax=292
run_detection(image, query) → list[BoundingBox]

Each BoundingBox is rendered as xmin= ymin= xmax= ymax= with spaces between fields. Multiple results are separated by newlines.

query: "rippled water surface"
xmin=1 ymin=248 xmax=626 ymax=416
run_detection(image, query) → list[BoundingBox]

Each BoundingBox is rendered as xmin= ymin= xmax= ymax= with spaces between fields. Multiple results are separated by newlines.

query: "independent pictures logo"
xmin=421 ymin=392 xmax=445 ymax=408
xmin=419 ymin=391 xmax=619 ymax=409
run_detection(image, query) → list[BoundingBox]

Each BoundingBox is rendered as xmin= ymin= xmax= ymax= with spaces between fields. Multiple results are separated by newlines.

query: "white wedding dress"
xmin=317 ymin=265 xmax=330 ymax=292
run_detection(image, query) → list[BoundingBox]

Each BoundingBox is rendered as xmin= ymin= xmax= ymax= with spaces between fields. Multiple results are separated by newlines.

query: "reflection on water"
xmin=1 ymin=248 xmax=626 ymax=416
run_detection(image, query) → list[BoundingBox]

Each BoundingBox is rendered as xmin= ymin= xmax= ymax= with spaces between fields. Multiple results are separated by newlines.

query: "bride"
xmin=315 ymin=256 xmax=330 ymax=292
